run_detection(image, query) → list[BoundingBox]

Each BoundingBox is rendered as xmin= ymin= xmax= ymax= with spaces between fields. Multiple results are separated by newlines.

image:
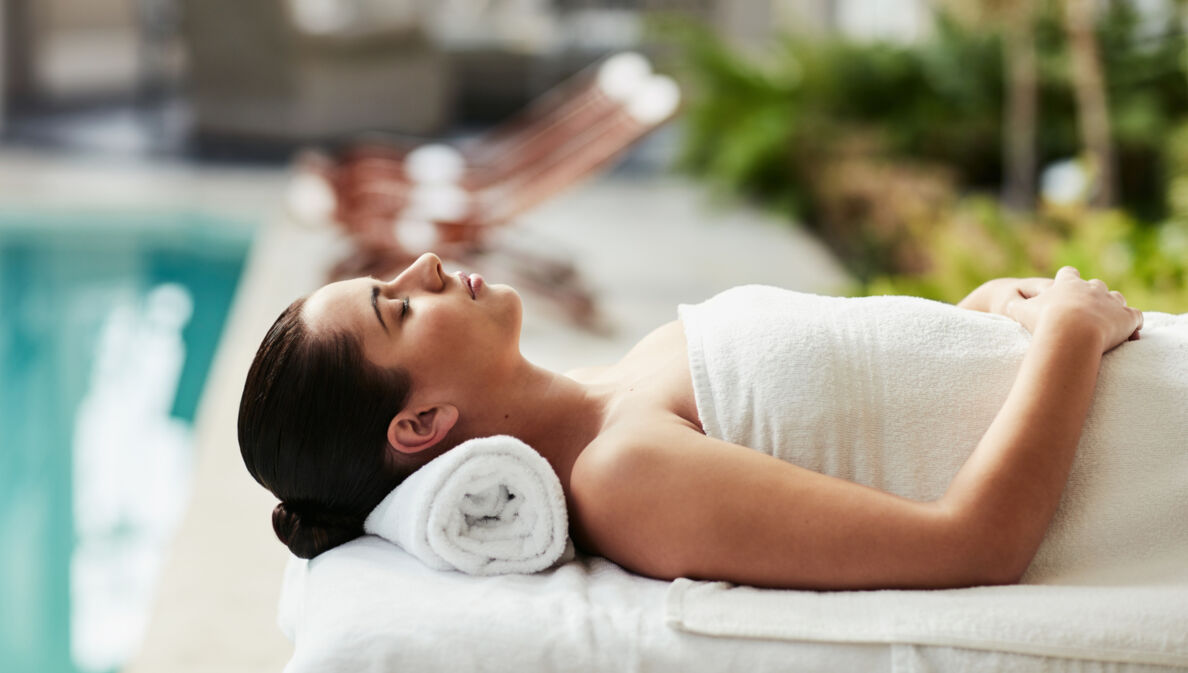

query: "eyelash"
xmin=401 ymin=297 xmax=410 ymax=318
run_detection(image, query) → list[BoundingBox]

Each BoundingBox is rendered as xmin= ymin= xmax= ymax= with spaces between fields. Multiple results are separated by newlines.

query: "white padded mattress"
xmin=278 ymin=537 xmax=1186 ymax=673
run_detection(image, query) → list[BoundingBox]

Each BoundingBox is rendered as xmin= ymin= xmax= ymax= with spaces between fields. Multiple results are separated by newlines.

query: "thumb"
xmin=1004 ymin=294 xmax=1034 ymax=328
xmin=1004 ymin=295 xmax=1021 ymax=320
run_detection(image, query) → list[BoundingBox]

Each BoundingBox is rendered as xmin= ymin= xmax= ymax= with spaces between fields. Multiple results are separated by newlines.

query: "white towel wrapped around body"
xmin=363 ymin=435 xmax=571 ymax=576
xmin=670 ymin=286 xmax=1188 ymax=666
xmin=680 ymin=285 xmax=1188 ymax=584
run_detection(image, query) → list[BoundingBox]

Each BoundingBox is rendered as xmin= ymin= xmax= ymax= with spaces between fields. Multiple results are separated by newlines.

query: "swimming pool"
xmin=0 ymin=210 xmax=252 ymax=673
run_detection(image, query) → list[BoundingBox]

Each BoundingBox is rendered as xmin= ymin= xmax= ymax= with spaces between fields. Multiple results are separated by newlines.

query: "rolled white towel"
xmin=363 ymin=435 xmax=572 ymax=575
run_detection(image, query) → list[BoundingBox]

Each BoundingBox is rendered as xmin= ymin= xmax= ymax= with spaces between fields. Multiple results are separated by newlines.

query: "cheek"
xmin=414 ymin=310 xmax=464 ymax=351
xmin=415 ymin=306 xmax=486 ymax=363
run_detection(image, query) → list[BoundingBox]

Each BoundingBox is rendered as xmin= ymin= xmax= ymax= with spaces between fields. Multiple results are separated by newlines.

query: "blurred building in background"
xmin=0 ymin=0 xmax=927 ymax=157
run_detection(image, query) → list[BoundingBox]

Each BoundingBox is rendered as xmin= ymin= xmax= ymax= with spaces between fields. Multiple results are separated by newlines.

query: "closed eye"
xmin=401 ymin=297 xmax=410 ymax=319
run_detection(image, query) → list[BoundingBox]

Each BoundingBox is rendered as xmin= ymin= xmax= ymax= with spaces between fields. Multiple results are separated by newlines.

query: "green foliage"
xmin=657 ymin=3 xmax=1188 ymax=311
xmin=668 ymin=6 xmax=1188 ymax=220
xmin=662 ymin=16 xmax=1003 ymax=221
xmin=863 ymin=200 xmax=1188 ymax=313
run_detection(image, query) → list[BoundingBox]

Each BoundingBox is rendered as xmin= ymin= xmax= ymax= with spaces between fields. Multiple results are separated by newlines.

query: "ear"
xmin=387 ymin=403 xmax=459 ymax=455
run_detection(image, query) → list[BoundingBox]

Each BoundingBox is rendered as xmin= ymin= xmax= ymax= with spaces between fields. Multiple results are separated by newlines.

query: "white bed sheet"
xmin=278 ymin=537 xmax=1187 ymax=673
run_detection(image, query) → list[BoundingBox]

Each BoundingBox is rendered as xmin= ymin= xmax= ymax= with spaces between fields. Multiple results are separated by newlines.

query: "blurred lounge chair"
xmin=288 ymin=52 xmax=681 ymax=329
xmin=181 ymin=0 xmax=451 ymax=146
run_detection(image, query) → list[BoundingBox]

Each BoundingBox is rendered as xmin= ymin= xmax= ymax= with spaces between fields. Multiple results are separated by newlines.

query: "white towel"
xmin=671 ymin=286 xmax=1188 ymax=665
xmin=666 ymin=579 xmax=1188 ymax=667
xmin=363 ymin=435 xmax=572 ymax=575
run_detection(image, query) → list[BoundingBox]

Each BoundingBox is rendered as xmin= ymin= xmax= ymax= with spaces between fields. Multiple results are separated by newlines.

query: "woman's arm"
xmin=938 ymin=266 xmax=1143 ymax=576
xmin=573 ymin=425 xmax=999 ymax=590
xmin=571 ymin=268 xmax=1142 ymax=590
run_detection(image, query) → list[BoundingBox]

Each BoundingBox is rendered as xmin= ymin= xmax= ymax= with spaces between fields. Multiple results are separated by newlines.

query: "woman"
xmin=238 ymin=252 xmax=1145 ymax=590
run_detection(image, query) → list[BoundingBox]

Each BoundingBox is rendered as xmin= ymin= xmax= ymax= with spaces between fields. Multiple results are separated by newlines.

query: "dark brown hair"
xmin=238 ymin=297 xmax=415 ymax=559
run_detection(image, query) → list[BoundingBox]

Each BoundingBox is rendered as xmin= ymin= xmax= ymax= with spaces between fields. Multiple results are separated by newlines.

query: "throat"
xmin=485 ymin=368 xmax=611 ymax=493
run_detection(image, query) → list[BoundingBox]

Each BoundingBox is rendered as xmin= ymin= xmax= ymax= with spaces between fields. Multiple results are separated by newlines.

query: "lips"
xmin=457 ymin=271 xmax=479 ymax=299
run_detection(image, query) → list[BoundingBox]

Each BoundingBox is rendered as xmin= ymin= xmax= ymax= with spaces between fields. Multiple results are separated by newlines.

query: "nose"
xmin=391 ymin=252 xmax=445 ymax=292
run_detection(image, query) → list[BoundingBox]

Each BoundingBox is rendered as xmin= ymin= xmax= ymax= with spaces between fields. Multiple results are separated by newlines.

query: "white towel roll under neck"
xmin=678 ymin=285 xmax=1188 ymax=585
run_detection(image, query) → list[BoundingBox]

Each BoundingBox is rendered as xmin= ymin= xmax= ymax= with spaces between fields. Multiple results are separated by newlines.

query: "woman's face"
xmin=301 ymin=253 xmax=523 ymax=400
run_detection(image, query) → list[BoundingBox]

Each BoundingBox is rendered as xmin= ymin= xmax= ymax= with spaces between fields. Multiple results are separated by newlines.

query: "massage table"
xmin=277 ymin=538 xmax=1187 ymax=672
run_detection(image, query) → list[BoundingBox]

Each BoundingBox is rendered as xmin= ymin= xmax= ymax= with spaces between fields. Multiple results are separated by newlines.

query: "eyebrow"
xmin=371 ymin=285 xmax=388 ymax=333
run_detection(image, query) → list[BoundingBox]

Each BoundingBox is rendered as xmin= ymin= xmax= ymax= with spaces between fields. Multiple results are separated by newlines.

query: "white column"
xmin=0 ymin=0 xmax=7 ymax=135
xmin=835 ymin=0 xmax=931 ymax=43
xmin=771 ymin=0 xmax=835 ymax=36
xmin=714 ymin=0 xmax=774 ymax=50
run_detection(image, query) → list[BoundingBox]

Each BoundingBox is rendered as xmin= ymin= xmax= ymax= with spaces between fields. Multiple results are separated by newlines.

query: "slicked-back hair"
xmin=238 ymin=297 xmax=414 ymax=558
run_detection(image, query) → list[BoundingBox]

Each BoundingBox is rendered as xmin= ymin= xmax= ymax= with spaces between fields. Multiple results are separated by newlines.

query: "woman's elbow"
xmin=934 ymin=505 xmax=1031 ymax=587
xmin=925 ymin=546 xmax=1025 ymax=588
xmin=971 ymin=553 xmax=1028 ymax=586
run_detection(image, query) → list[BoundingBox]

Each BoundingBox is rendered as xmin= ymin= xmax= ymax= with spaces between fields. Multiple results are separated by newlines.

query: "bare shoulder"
xmin=567 ymin=420 xmax=702 ymax=571
xmin=570 ymin=420 xmax=691 ymax=495
xmin=569 ymin=421 xmax=779 ymax=579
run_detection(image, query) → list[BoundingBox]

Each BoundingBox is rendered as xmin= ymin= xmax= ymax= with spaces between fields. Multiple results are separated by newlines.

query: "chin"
xmin=496 ymin=285 xmax=525 ymax=331
xmin=492 ymin=281 xmax=519 ymax=296
xmin=489 ymin=282 xmax=522 ymax=305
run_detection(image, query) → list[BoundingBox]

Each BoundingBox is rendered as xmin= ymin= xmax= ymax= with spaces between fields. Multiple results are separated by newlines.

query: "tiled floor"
xmin=0 ymin=149 xmax=849 ymax=672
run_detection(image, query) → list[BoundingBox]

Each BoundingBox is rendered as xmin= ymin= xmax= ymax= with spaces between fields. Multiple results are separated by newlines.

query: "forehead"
xmin=301 ymin=277 xmax=371 ymax=335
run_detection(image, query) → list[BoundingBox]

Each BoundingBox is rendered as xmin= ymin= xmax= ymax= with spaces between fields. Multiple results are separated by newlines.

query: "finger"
xmin=1004 ymin=295 xmax=1030 ymax=325
xmin=1110 ymin=290 xmax=1126 ymax=305
xmin=1125 ymin=307 xmax=1143 ymax=341
xmin=1055 ymin=266 xmax=1081 ymax=282
xmin=1088 ymin=278 xmax=1108 ymax=292
xmin=1019 ymin=278 xmax=1054 ymax=299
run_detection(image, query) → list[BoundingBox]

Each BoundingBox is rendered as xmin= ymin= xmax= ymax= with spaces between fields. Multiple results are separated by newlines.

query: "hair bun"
xmin=272 ymin=500 xmax=363 ymax=559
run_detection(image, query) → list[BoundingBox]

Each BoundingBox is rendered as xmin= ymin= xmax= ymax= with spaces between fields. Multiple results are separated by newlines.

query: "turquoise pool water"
xmin=0 ymin=211 xmax=252 ymax=673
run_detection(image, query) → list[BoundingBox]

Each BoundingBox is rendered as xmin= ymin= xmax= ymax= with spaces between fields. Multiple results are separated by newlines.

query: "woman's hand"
xmin=1002 ymin=267 xmax=1143 ymax=353
xmin=941 ymin=266 xmax=1140 ymax=584
xmin=957 ymin=276 xmax=1054 ymax=316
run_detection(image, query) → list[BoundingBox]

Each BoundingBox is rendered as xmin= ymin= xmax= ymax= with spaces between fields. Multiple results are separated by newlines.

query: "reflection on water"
xmin=0 ymin=212 xmax=249 ymax=673
xmin=71 ymin=284 xmax=194 ymax=671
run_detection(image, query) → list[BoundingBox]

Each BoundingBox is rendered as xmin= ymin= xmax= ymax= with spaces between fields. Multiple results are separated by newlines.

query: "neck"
xmin=458 ymin=360 xmax=611 ymax=491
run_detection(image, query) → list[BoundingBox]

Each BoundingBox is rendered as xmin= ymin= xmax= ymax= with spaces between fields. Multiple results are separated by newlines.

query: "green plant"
xmin=862 ymin=199 xmax=1188 ymax=313
xmin=656 ymin=3 xmax=1188 ymax=308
